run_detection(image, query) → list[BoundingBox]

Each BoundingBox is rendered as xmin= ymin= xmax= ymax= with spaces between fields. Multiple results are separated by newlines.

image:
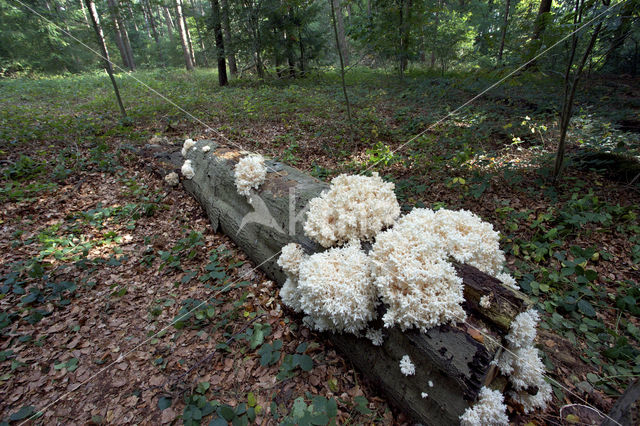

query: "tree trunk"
xmin=522 ymin=0 xmax=552 ymax=68
xmin=106 ymin=0 xmax=131 ymax=70
xmin=399 ymin=0 xmax=412 ymax=74
xmin=125 ymin=1 xmax=139 ymax=32
xmin=183 ymin=12 xmax=197 ymax=66
xmin=120 ymin=14 xmax=136 ymax=70
xmin=330 ymin=0 xmax=352 ymax=127
xmin=85 ymin=0 xmax=127 ymax=118
xmin=298 ymin=25 xmax=305 ymax=74
xmin=163 ymin=6 xmax=175 ymax=41
xmin=497 ymin=0 xmax=511 ymax=63
xmin=175 ymin=0 xmax=195 ymax=70
xmin=106 ymin=0 xmax=135 ymax=71
xmin=144 ymin=0 xmax=164 ymax=65
xmin=553 ymin=0 xmax=604 ymax=180
xmin=331 ymin=0 xmax=349 ymax=66
xmin=141 ymin=1 xmax=153 ymax=38
xmin=210 ymin=0 xmax=228 ymax=86
xmin=79 ymin=0 xmax=89 ymax=25
xmin=221 ymin=0 xmax=237 ymax=75
xmin=431 ymin=0 xmax=440 ymax=68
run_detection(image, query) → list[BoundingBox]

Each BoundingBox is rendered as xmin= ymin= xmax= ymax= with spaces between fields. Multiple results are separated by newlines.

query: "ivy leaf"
xmin=158 ymin=397 xmax=172 ymax=410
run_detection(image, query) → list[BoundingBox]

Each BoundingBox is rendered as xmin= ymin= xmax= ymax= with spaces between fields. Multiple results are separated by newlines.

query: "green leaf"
xmin=577 ymin=299 xmax=596 ymax=317
xmin=209 ymin=418 xmax=227 ymax=426
xmin=66 ymin=358 xmax=79 ymax=372
xmin=9 ymin=406 xmax=35 ymax=421
xmin=247 ymin=392 xmax=257 ymax=407
xmin=220 ymin=405 xmax=236 ymax=421
xmin=297 ymin=354 xmax=313 ymax=372
xmin=158 ymin=397 xmax=172 ymax=410
xmin=250 ymin=326 xmax=266 ymax=350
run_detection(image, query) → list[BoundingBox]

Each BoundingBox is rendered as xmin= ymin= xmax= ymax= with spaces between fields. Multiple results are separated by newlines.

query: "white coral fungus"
xmin=429 ymin=209 xmax=505 ymax=277
xmin=497 ymin=346 xmax=546 ymax=391
xmin=496 ymin=308 xmax=552 ymax=413
xmin=234 ymin=154 xmax=267 ymax=196
xmin=479 ymin=295 xmax=492 ymax=309
xmin=370 ymin=209 xmax=466 ymax=331
xmin=277 ymin=243 xmax=306 ymax=278
xmin=510 ymin=380 xmax=552 ymax=414
xmin=202 ymin=145 xmax=211 ymax=152
xmin=181 ymin=160 xmax=195 ymax=179
xmin=296 ymin=241 xmax=377 ymax=333
xmin=279 ymin=278 xmax=302 ymax=313
xmin=365 ymin=328 xmax=384 ymax=346
xmin=164 ymin=172 xmax=179 ymax=186
xmin=399 ymin=355 xmax=415 ymax=376
xmin=459 ymin=386 xmax=509 ymax=426
xmin=497 ymin=272 xmax=518 ymax=289
xmin=506 ymin=309 xmax=540 ymax=349
xmin=181 ymin=138 xmax=195 ymax=157
xmin=303 ymin=172 xmax=400 ymax=247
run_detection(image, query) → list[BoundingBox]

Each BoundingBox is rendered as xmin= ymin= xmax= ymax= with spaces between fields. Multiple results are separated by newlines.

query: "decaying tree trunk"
xmin=141 ymin=141 xmax=531 ymax=425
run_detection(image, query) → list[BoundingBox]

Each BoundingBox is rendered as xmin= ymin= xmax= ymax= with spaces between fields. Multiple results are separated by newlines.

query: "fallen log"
xmin=141 ymin=140 xmax=530 ymax=425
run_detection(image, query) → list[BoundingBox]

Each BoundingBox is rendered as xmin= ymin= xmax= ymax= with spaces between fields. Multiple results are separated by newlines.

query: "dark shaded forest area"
xmin=0 ymin=0 xmax=639 ymax=424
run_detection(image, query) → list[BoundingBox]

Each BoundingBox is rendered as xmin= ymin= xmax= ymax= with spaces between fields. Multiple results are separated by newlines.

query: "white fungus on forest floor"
xmin=303 ymin=172 xmax=400 ymax=247
xmin=234 ymin=154 xmax=267 ymax=196
xmin=399 ymin=355 xmax=415 ymax=376
xmin=181 ymin=160 xmax=195 ymax=179
xmin=496 ymin=309 xmax=552 ymax=413
xmin=370 ymin=208 xmax=466 ymax=331
xmin=283 ymin=241 xmax=377 ymax=334
xmin=181 ymin=138 xmax=195 ymax=157
xmin=164 ymin=172 xmax=179 ymax=186
xmin=365 ymin=328 xmax=384 ymax=346
xmin=459 ymin=386 xmax=509 ymax=426
xmin=479 ymin=295 xmax=492 ymax=309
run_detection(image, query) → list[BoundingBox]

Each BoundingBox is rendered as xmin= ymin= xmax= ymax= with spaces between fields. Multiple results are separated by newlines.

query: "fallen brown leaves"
xmin=0 ymin=160 xmax=396 ymax=425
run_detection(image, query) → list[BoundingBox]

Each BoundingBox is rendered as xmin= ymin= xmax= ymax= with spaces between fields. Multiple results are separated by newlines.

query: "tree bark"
xmin=182 ymin=12 xmax=197 ymax=66
xmin=106 ymin=0 xmax=131 ymax=70
xmin=330 ymin=0 xmax=352 ymax=124
xmin=331 ymin=0 xmax=349 ymax=66
xmin=522 ymin=0 xmax=552 ymax=68
xmin=79 ymin=0 xmax=89 ymax=25
xmin=175 ymin=0 xmax=195 ymax=70
xmin=497 ymin=0 xmax=511 ymax=63
xmin=144 ymin=0 xmax=164 ymax=65
xmin=553 ymin=0 xmax=604 ymax=180
xmin=221 ymin=0 xmax=238 ymax=75
xmin=210 ymin=0 xmax=228 ymax=86
xmin=399 ymin=0 xmax=412 ymax=74
xmin=431 ymin=0 xmax=441 ymax=68
xmin=85 ymin=0 xmax=127 ymax=118
xmin=163 ymin=6 xmax=175 ymax=41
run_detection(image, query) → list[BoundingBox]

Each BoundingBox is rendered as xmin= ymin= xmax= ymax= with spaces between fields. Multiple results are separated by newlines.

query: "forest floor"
xmin=0 ymin=68 xmax=639 ymax=425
